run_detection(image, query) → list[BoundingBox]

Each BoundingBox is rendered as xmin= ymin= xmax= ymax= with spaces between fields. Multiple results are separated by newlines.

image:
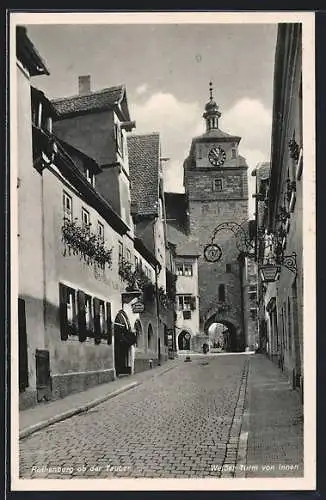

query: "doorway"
xmin=114 ymin=311 xmax=132 ymax=376
xmin=178 ymin=330 xmax=191 ymax=350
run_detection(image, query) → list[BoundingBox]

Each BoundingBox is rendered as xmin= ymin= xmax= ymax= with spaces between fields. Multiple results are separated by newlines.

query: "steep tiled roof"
xmin=128 ymin=133 xmax=160 ymax=217
xmin=194 ymin=127 xmax=238 ymax=141
xmin=52 ymin=85 xmax=125 ymax=117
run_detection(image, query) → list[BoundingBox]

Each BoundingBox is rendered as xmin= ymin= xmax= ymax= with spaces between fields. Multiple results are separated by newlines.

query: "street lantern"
xmin=259 ymin=263 xmax=281 ymax=283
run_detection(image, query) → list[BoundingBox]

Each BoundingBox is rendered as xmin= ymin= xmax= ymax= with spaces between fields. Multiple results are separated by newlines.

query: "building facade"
xmin=16 ymin=29 xmax=174 ymax=409
xmin=127 ymin=133 xmax=174 ymax=366
xmin=254 ymin=24 xmax=303 ymax=395
xmin=175 ymin=253 xmax=200 ymax=353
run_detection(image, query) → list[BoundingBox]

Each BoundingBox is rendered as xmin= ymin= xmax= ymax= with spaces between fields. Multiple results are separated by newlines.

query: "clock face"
xmin=208 ymin=146 xmax=226 ymax=166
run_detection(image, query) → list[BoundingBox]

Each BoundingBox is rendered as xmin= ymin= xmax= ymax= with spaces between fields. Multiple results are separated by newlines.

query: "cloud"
xmin=222 ymin=98 xmax=272 ymax=171
xmin=129 ymin=93 xmax=272 ymax=208
xmin=135 ymin=83 xmax=149 ymax=96
xmin=130 ymin=92 xmax=202 ymax=192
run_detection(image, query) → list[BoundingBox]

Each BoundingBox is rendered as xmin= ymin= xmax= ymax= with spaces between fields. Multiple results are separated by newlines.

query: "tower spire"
xmin=203 ymin=81 xmax=221 ymax=132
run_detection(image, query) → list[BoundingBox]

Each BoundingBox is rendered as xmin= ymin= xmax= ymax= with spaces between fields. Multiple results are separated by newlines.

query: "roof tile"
xmin=52 ymin=85 xmax=125 ymax=117
xmin=128 ymin=133 xmax=160 ymax=217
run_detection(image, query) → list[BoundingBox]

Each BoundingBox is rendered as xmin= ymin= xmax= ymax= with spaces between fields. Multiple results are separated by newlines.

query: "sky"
xmin=26 ymin=22 xmax=277 ymax=216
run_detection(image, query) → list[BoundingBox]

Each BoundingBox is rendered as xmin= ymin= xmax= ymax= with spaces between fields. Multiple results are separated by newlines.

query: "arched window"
xmin=147 ymin=323 xmax=154 ymax=350
xmin=134 ymin=320 xmax=142 ymax=348
xmin=218 ymin=284 xmax=226 ymax=302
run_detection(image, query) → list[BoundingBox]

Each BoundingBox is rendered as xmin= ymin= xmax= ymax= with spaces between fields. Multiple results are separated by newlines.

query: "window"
xmin=248 ymin=284 xmax=257 ymax=301
xmin=226 ymin=263 xmax=232 ymax=273
xmin=176 ymin=263 xmax=193 ymax=276
xmin=115 ymin=123 xmax=123 ymax=157
xmin=134 ymin=256 xmax=139 ymax=270
xmin=118 ymin=241 xmax=123 ymax=264
xmin=67 ymin=290 xmax=76 ymax=324
xmin=184 ymin=264 xmax=193 ymax=277
xmin=93 ymin=297 xmax=106 ymax=344
xmin=81 ymin=208 xmax=90 ymax=228
xmin=178 ymin=295 xmax=192 ymax=311
xmin=85 ymin=294 xmax=93 ymax=334
xmin=250 ymin=308 xmax=257 ymax=321
xmin=85 ymin=168 xmax=95 ymax=187
xmin=183 ymin=310 xmax=192 ymax=320
xmin=212 ymin=178 xmax=223 ymax=192
xmin=59 ymin=283 xmax=78 ymax=340
xmin=99 ymin=301 xmax=105 ymax=333
xmin=97 ymin=221 xmax=104 ymax=242
xmin=63 ymin=192 xmax=72 ymax=221
xmin=126 ymin=248 xmax=131 ymax=263
xmin=231 ymin=147 xmax=237 ymax=159
xmin=176 ymin=264 xmax=184 ymax=276
xmin=218 ymin=284 xmax=226 ymax=302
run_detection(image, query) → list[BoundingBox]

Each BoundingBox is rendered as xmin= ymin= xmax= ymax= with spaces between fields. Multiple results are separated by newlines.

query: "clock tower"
xmin=183 ymin=83 xmax=249 ymax=351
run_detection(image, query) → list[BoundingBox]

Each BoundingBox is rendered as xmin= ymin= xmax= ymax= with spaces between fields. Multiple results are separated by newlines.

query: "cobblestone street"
xmin=19 ymin=354 xmax=303 ymax=479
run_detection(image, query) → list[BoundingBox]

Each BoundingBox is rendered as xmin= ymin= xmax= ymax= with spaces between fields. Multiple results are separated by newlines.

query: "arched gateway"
xmin=204 ymin=315 xmax=244 ymax=352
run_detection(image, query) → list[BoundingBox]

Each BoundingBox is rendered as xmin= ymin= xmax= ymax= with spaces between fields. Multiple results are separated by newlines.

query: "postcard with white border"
xmin=9 ymin=10 xmax=316 ymax=492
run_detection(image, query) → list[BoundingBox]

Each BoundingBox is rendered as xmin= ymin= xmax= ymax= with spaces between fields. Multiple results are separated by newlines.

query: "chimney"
xmin=78 ymin=75 xmax=91 ymax=95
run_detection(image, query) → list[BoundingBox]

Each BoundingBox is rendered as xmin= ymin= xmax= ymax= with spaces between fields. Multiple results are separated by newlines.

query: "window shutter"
xmin=106 ymin=302 xmax=112 ymax=345
xmin=18 ymin=298 xmax=29 ymax=390
xmin=93 ymin=298 xmax=101 ymax=345
xmin=59 ymin=283 xmax=69 ymax=341
xmin=77 ymin=290 xmax=87 ymax=342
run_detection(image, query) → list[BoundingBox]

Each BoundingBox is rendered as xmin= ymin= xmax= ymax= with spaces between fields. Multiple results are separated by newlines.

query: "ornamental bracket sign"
xmin=131 ymin=301 xmax=145 ymax=314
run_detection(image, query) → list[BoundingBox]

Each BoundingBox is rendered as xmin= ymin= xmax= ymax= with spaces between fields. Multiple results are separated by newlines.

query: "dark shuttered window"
xmin=93 ymin=298 xmax=101 ymax=345
xmin=18 ymin=298 xmax=29 ymax=391
xmin=77 ymin=290 xmax=87 ymax=342
xmin=106 ymin=302 xmax=112 ymax=345
xmin=59 ymin=284 xmax=69 ymax=341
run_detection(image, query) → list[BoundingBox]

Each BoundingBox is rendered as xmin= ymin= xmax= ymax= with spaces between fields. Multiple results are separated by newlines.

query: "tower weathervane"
xmin=209 ymin=81 xmax=213 ymax=100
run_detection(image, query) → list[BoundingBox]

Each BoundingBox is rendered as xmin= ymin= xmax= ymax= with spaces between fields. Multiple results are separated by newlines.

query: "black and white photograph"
xmin=10 ymin=11 xmax=315 ymax=491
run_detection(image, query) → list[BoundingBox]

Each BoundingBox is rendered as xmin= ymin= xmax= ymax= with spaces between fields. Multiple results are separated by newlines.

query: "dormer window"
xmin=85 ymin=167 xmax=95 ymax=187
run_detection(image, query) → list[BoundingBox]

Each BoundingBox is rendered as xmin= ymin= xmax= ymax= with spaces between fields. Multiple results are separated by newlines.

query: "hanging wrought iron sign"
xmin=204 ymin=221 xmax=255 ymax=263
xmin=204 ymin=243 xmax=222 ymax=263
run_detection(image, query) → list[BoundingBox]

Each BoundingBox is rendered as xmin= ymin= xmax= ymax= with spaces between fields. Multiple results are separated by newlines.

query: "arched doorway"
xmin=178 ymin=330 xmax=191 ymax=351
xmin=114 ymin=311 xmax=135 ymax=376
xmin=204 ymin=317 xmax=240 ymax=352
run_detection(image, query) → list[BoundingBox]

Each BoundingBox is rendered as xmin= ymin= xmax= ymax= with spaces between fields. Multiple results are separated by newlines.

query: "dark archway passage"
xmin=204 ymin=317 xmax=241 ymax=352
xmin=178 ymin=330 xmax=191 ymax=350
